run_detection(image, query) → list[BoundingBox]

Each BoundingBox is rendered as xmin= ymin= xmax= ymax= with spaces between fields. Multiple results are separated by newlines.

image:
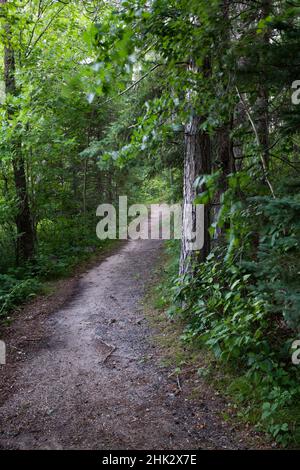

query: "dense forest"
xmin=1 ymin=0 xmax=300 ymax=450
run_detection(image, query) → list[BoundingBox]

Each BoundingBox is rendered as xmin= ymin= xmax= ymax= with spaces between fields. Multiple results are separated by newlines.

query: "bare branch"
xmin=25 ymin=3 xmax=67 ymax=58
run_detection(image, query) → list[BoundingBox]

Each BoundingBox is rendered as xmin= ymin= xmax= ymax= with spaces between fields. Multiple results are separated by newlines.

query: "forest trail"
xmin=0 ymin=210 xmax=250 ymax=450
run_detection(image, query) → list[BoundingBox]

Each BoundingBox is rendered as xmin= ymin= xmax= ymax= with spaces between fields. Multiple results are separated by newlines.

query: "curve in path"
xmin=0 ymin=210 xmax=245 ymax=450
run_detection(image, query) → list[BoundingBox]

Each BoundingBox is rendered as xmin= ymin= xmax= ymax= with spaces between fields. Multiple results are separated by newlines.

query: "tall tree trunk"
xmin=256 ymin=0 xmax=272 ymax=170
xmin=211 ymin=122 xmax=233 ymax=246
xmin=217 ymin=0 xmax=233 ymax=189
xmin=83 ymin=157 xmax=88 ymax=216
xmin=180 ymin=56 xmax=212 ymax=275
xmin=179 ymin=115 xmax=211 ymax=275
xmin=211 ymin=0 xmax=234 ymax=246
xmin=1 ymin=0 xmax=35 ymax=264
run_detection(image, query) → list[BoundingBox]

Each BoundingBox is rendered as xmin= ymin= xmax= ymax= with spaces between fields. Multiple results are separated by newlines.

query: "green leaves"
xmin=256 ymin=15 xmax=273 ymax=35
xmin=172 ymin=245 xmax=300 ymax=444
xmin=0 ymin=275 xmax=42 ymax=317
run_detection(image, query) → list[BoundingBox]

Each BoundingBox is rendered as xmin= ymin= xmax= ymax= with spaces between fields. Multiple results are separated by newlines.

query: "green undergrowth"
xmin=150 ymin=240 xmax=300 ymax=448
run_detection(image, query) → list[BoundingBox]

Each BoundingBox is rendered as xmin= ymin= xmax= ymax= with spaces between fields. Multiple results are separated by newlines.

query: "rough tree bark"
xmin=179 ymin=53 xmax=212 ymax=276
xmin=211 ymin=123 xmax=233 ymax=246
xmin=1 ymin=0 xmax=35 ymax=263
xmin=217 ymin=0 xmax=233 ymax=187
xmin=256 ymin=0 xmax=272 ymax=170
xmin=179 ymin=114 xmax=211 ymax=275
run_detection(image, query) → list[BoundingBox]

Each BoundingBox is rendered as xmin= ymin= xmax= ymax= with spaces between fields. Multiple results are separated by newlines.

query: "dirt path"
xmin=0 ymin=212 xmax=257 ymax=450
